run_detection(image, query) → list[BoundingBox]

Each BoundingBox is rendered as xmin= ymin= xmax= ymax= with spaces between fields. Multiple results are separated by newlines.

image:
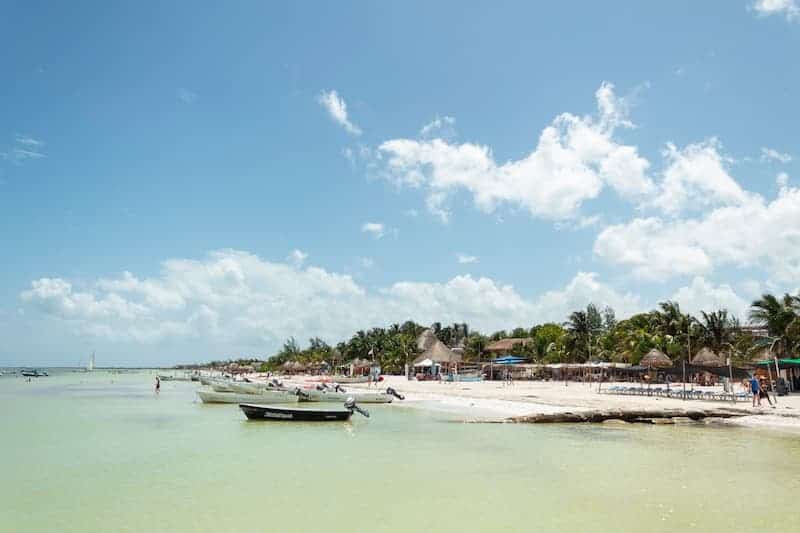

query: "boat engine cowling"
xmin=344 ymin=398 xmax=370 ymax=418
xmin=386 ymin=387 xmax=405 ymax=400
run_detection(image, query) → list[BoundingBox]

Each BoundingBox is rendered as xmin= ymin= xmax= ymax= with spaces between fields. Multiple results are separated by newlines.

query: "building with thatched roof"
xmin=691 ymin=347 xmax=724 ymax=367
xmin=640 ymin=348 xmax=672 ymax=368
xmin=413 ymin=334 xmax=461 ymax=366
xmin=416 ymin=329 xmax=438 ymax=352
xmin=485 ymin=338 xmax=533 ymax=354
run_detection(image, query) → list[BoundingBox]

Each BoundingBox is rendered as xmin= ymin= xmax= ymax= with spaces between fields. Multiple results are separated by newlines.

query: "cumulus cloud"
xmin=457 ymin=254 xmax=478 ymax=264
xmin=595 ymin=184 xmax=800 ymax=282
xmin=317 ymin=90 xmax=362 ymax=135
xmin=649 ymin=139 xmax=750 ymax=214
xmin=761 ymin=146 xmax=792 ymax=163
xmin=361 ymin=222 xmax=385 ymax=239
xmin=751 ymin=0 xmax=799 ymax=21
xmin=670 ymin=277 xmax=750 ymax=320
xmin=19 ymin=250 xmax=645 ymax=350
xmin=377 ymin=82 xmax=654 ymax=222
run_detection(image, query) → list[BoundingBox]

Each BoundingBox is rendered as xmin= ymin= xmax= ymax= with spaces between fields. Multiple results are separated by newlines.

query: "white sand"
xmin=244 ymin=373 xmax=800 ymax=430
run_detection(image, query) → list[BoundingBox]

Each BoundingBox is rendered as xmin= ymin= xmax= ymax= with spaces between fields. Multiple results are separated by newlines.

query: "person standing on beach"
xmin=750 ymin=374 xmax=760 ymax=407
xmin=155 ymin=375 xmax=160 ymax=395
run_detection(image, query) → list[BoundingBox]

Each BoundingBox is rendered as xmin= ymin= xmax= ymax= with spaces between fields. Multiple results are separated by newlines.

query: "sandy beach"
xmin=332 ymin=376 xmax=800 ymax=431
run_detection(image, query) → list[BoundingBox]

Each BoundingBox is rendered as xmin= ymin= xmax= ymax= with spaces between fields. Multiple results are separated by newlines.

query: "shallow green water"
xmin=2 ymin=371 xmax=799 ymax=532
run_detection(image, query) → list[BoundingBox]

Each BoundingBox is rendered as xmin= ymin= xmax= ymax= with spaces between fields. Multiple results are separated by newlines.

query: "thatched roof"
xmin=640 ymin=348 xmax=672 ymax=368
xmin=413 ymin=338 xmax=462 ymax=365
xmin=691 ymin=347 xmax=724 ymax=367
xmin=485 ymin=338 xmax=532 ymax=353
xmin=416 ymin=329 xmax=438 ymax=352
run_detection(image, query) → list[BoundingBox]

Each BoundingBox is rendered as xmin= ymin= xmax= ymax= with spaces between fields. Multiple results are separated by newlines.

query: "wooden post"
xmin=774 ymin=356 xmax=781 ymax=404
xmin=682 ymin=360 xmax=687 ymax=401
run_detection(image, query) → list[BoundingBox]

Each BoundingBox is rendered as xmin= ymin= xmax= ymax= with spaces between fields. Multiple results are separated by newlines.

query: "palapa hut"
xmin=640 ymin=348 xmax=672 ymax=368
xmin=485 ymin=338 xmax=533 ymax=355
xmin=691 ymin=347 xmax=724 ymax=367
xmin=413 ymin=331 xmax=461 ymax=379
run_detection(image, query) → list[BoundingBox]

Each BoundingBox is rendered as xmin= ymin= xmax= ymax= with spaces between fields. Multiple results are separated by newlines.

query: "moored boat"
xmin=21 ymin=369 xmax=48 ymax=377
xmin=197 ymin=389 xmax=300 ymax=404
xmin=301 ymin=386 xmax=404 ymax=404
xmin=239 ymin=398 xmax=370 ymax=421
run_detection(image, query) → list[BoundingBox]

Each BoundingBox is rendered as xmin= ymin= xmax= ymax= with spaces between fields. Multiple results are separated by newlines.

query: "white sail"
xmin=87 ymin=351 xmax=95 ymax=372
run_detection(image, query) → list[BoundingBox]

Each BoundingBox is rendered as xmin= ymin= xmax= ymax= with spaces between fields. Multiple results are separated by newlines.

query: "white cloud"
xmin=2 ymin=135 xmax=45 ymax=163
xmin=751 ymin=0 xmax=799 ymax=21
xmin=287 ymin=249 xmax=308 ymax=267
xmin=457 ymin=254 xmax=478 ymax=264
xmin=20 ymin=250 xmax=644 ymax=349
xmin=761 ymin=146 xmax=792 ymax=163
xmin=177 ymin=88 xmax=198 ymax=104
xmin=361 ymin=222 xmax=385 ymax=239
xmin=670 ymin=277 xmax=750 ymax=321
xmin=317 ymin=90 xmax=362 ymax=135
xmin=15 ymin=135 xmax=43 ymax=147
xmin=377 ymin=82 xmax=654 ymax=222
xmin=419 ymin=115 xmax=456 ymax=138
xmin=595 ymin=184 xmax=800 ymax=282
xmin=649 ymin=139 xmax=749 ymax=215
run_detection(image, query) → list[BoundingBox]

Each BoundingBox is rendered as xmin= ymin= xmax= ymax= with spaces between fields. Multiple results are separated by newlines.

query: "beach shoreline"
xmin=287 ymin=375 xmax=800 ymax=432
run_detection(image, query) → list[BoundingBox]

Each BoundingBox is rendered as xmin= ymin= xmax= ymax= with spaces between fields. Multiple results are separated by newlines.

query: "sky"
xmin=1 ymin=1 xmax=799 ymax=366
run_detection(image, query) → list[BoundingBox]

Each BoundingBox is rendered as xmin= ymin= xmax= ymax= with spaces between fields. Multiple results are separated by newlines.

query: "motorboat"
xmin=301 ymin=385 xmax=403 ymax=404
xmin=21 ymin=369 xmax=48 ymax=377
xmin=197 ymin=388 xmax=301 ymax=404
xmin=239 ymin=398 xmax=370 ymax=421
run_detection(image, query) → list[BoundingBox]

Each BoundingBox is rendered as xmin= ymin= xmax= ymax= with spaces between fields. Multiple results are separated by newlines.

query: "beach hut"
xmin=485 ymin=338 xmax=532 ymax=355
xmin=416 ymin=329 xmax=438 ymax=352
xmin=640 ymin=349 xmax=672 ymax=368
xmin=691 ymin=347 xmax=724 ymax=367
xmin=412 ymin=338 xmax=461 ymax=379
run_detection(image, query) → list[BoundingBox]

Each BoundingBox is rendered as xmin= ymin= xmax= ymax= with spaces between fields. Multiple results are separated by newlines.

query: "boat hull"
xmin=301 ymin=389 xmax=393 ymax=403
xmin=197 ymin=390 xmax=297 ymax=404
xmin=239 ymin=403 xmax=352 ymax=421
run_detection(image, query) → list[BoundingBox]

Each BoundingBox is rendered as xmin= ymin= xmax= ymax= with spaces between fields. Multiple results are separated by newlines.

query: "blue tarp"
xmin=492 ymin=356 xmax=526 ymax=365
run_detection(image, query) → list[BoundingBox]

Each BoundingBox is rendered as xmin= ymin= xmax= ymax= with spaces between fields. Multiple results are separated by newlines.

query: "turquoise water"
xmin=2 ymin=370 xmax=799 ymax=532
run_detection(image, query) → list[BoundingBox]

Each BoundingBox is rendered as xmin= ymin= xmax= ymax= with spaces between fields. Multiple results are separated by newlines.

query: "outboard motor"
xmin=292 ymin=387 xmax=310 ymax=400
xmin=344 ymin=397 xmax=370 ymax=418
xmin=386 ymin=387 xmax=405 ymax=400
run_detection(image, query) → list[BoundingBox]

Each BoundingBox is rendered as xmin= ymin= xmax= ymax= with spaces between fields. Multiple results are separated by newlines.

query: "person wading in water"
xmin=155 ymin=375 xmax=161 ymax=395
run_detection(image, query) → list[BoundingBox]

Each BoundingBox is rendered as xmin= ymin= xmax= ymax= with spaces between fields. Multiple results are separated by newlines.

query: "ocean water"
xmin=1 ymin=370 xmax=799 ymax=532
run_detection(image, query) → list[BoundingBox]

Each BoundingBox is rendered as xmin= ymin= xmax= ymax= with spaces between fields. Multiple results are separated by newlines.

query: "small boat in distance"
xmin=301 ymin=385 xmax=404 ymax=404
xmin=239 ymin=398 xmax=370 ymax=421
xmin=87 ymin=351 xmax=95 ymax=372
xmin=21 ymin=369 xmax=48 ymax=377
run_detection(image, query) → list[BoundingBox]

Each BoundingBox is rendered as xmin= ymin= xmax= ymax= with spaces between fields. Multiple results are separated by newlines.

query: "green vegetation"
xmin=207 ymin=291 xmax=800 ymax=373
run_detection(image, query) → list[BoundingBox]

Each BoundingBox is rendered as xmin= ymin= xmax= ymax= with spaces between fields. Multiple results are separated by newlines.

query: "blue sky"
xmin=1 ymin=1 xmax=799 ymax=366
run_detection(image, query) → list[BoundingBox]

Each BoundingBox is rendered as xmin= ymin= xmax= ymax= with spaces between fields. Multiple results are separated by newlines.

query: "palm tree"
xmin=695 ymin=310 xmax=738 ymax=354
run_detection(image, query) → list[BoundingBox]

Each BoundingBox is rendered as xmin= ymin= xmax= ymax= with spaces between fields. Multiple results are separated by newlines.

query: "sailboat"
xmin=87 ymin=351 xmax=95 ymax=372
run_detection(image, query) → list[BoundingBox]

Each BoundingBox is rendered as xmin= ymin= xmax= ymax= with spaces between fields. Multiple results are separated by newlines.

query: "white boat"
xmin=301 ymin=386 xmax=403 ymax=404
xmin=228 ymin=381 xmax=269 ymax=394
xmin=210 ymin=382 xmax=238 ymax=393
xmin=197 ymin=389 xmax=298 ymax=404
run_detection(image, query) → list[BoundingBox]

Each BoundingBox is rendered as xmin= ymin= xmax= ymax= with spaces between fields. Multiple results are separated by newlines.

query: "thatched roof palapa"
xmin=485 ymin=338 xmax=533 ymax=353
xmin=413 ymin=336 xmax=462 ymax=365
xmin=416 ymin=329 xmax=438 ymax=352
xmin=691 ymin=347 xmax=724 ymax=367
xmin=640 ymin=348 xmax=672 ymax=368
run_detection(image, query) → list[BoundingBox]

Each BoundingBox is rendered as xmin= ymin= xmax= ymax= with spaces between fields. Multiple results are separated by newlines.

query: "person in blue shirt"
xmin=750 ymin=375 xmax=761 ymax=407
